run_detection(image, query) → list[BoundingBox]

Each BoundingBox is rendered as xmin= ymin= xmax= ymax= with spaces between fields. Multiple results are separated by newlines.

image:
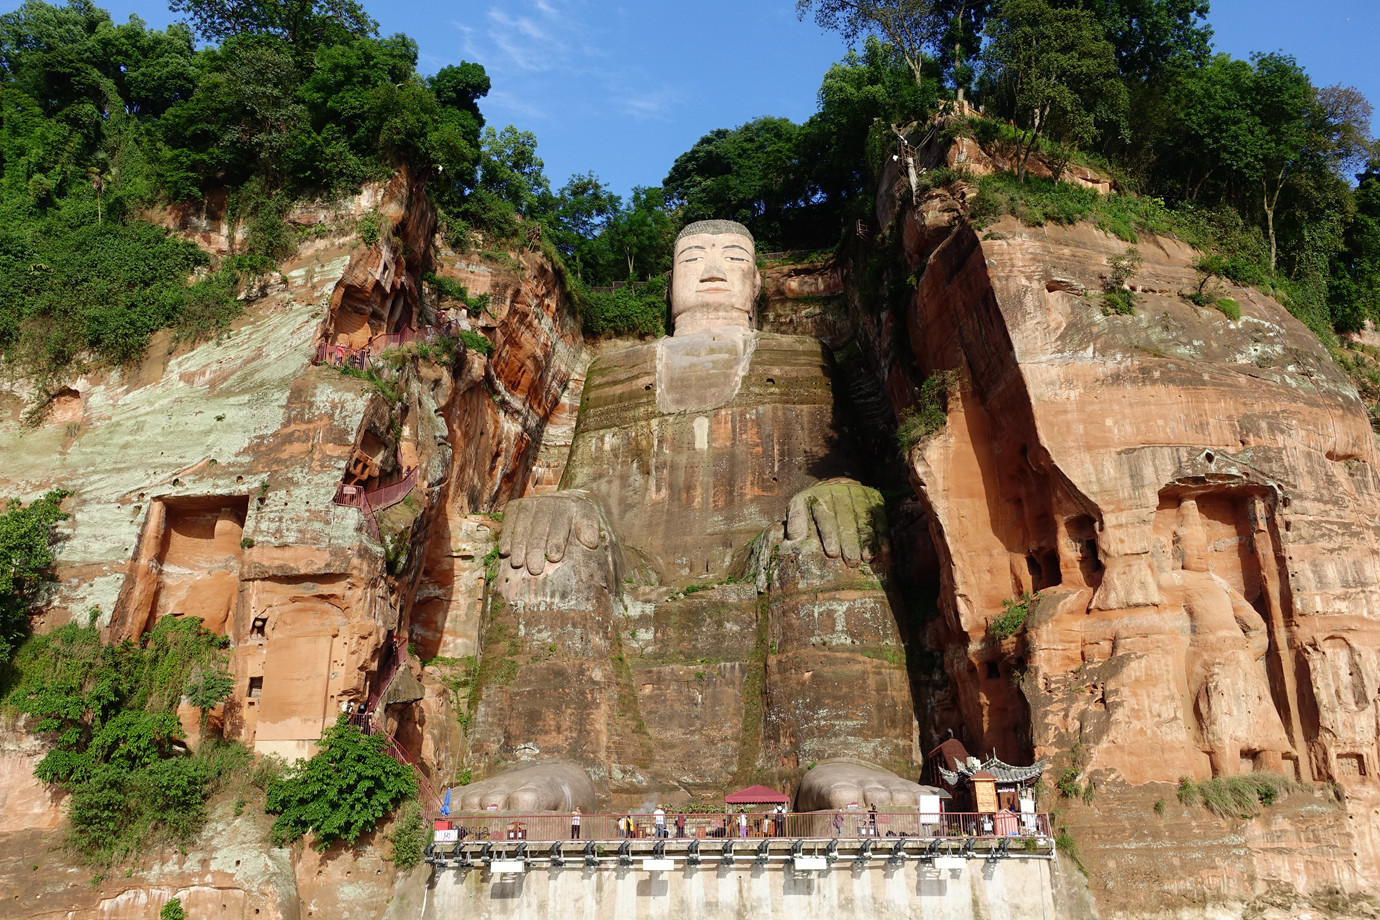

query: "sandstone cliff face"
xmin=851 ymin=149 xmax=1380 ymax=911
xmin=0 ymin=170 xmax=590 ymax=915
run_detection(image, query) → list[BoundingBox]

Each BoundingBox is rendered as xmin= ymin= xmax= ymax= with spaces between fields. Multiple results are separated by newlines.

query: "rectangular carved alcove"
xmin=1337 ymin=753 xmax=1367 ymax=778
xmin=110 ymin=494 xmax=250 ymax=641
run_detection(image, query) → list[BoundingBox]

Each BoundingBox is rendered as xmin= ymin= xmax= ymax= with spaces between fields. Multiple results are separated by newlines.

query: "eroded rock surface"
xmin=852 ymin=143 xmax=1380 ymax=911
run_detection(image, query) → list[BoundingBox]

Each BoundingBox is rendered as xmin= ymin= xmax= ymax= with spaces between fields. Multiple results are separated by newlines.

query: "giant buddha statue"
xmin=457 ymin=220 xmax=927 ymax=812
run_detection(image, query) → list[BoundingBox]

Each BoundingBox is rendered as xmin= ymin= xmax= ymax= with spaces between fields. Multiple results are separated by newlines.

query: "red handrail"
xmin=332 ymin=467 xmax=417 ymax=540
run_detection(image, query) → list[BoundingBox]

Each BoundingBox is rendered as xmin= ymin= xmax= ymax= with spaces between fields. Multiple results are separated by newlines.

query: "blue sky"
xmin=7 ymin=1 xmax=1379 ymax=199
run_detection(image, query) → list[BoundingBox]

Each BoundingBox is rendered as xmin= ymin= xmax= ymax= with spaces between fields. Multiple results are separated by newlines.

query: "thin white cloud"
xmin=487 ymin=88 xmax=549 ymax=122
xmin=441 ymin=2 xmax=674 ymax=132
xmin=620 ymin=90 xmax=673 ymax=121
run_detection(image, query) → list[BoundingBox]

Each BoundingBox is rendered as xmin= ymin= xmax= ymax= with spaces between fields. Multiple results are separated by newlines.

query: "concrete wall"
xmin=416 ymin=857 xmax=1076 ymax=920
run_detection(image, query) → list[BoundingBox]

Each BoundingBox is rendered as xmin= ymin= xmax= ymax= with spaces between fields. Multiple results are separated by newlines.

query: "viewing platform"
xmin=424 ymin=811 xmax=1055 ymax=875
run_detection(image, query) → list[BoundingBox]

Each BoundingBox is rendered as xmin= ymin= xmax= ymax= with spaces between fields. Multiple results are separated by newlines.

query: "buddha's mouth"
xmin=698 ymin=286 xmax=731 ymax=293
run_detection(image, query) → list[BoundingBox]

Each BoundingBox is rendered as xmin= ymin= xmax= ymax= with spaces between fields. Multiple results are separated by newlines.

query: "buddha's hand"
xmin=784 ymin=479 xmax=886 ymax=568
xmin=498 ymin=491 xmax=606 ymax=577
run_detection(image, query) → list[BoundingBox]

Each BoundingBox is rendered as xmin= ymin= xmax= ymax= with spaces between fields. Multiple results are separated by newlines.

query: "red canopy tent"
xmin=724 ymin=784 xmax=791 ymax=807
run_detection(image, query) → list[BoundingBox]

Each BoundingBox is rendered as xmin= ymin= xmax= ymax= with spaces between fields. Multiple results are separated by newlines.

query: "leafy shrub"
xmin=2 ymin=617 xmax=241 ymax=863
xmin=265 ymin=716 xmax=418 ymax=849
xmin=1054 ymin=825 xmax=1086 ymax=874
xmin=160 ymin=898 xmax=186 ymax=920
xmin=458 ymin=329 xmax=494 ymax=358
xmin=1215 ymin=298 xmax=1241 ymax=321
xmin=0 ymin=218 xmax=241 ymax=395
xmin=896 ymin=370 xmax=959 ymax=456
xmin=578 ymin=277 xmax=669 ymax=338
xmin=422 ymin=272 xmax=468 ymax=301
xmin=422 ymin=272 xmax=492 ymax=317
xmin=388 ymin=798 xmax=426 ymax=869
xmin=988 ymin=590 xmax=1037 ymax=639
xmin=358 ymin=208 xmax=384 ymax=247
xmin=1098 ymin=248 xmax=1142 ymax=315
xmin=0 ymin=489 xmax=70 ymax=662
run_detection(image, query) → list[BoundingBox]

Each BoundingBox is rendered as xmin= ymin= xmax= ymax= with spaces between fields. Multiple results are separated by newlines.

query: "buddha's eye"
xmin=727 ymin=256 xmax=749 ymax=262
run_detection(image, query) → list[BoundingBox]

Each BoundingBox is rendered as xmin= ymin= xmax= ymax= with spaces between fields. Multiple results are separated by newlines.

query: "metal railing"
xmin=315 ymin=321 xmax=470 ymax=369
xmin=432 ymin=811 xmax=1051 ymax=844
xmin=332 ymin=467 xmax=418 ymax=540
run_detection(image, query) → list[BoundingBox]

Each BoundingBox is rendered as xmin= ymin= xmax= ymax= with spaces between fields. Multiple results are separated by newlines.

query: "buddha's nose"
xmin=700 ymin=255 xmax=727 ymax=283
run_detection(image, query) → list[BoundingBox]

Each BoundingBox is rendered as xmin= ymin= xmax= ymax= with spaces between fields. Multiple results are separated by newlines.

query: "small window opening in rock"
xmin=644 ymin=384 xmax=652 ymax=391
xmin=766 ymin=378 xmax=775 ymax=385
xmin=248 ymin=676 xmax=263 ymax=699
xmin=236 ymin=476 xmax=244 ymax=484
xmin=1338 ymin=752 xmax=1367 ymax=777
xmin=985 ymin=661 xmax=1000 ymax=679
xmin=252 ymin=617 xmax=268 ymax=638
xmin=1204 ymin=452 xmax=1215 ymax=464
xmin=172 ymin=478 xmax=182 ymax=487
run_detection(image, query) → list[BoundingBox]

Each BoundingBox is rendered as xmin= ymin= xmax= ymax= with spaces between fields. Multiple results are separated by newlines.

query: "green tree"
xmin=981 ymin=0 xmax=1127 ymax=182
xmin=801 ymin=36 xmax=937 ymax=206
xmin=0 ymin=489 xmax=69 ymax=661
xmin=663 ymin=116 xmax=805 ymax=243
xmin=476 ymin=125 xmax=550 ymax=214
xmin=6 ymin=616 xmax=235 ymax=861
xmin=428 ymin=61 xmax=489 ymax=124
xmin=169 ymin=0 xmax=377 ymax=53
xmin=1069 ymin=0 xmax=1210 ymax=83
xmin=796 ymin=0 xmax=941 ymax=88
xmin=266 ymin=715 xmax=418 ymax=848
xmin=1332 ymin=163 xmax=1380 ymax=332
xmin=600 ymin=186 xmax=677 ymax=282
xmin=550 ymin=171 xmax=621 ymax=281
xmin=184 ymin=664 xmax=234 ymax=740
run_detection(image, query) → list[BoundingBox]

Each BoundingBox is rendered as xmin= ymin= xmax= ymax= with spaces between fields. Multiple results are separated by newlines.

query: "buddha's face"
xmin=670 ymin=231 xmax=760 ymax=335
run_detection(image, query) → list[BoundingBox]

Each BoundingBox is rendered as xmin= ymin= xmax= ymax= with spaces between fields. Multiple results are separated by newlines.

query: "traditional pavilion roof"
xmin=939 ymin=755 xmax=1047 ymax=788
xmin=724 ymin=784 xmax=791 ymax=805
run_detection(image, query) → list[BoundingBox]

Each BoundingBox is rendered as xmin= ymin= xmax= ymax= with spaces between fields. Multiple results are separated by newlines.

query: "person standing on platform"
xmin=570 ymin=806 xmax=581 ymax=840
xmin=675 ymin=812 xmax=686 ymax=839
xmin=654 ymin=805 xmax=667 ymax=839
xmin=737 ymin=809 xmax=748 ymax=839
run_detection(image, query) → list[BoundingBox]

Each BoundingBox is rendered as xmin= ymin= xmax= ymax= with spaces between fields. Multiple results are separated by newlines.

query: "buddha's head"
xmin=670 ymin=220 xmax=760 ymax=336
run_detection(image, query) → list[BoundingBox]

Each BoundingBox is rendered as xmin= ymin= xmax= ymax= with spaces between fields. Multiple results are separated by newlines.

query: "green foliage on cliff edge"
xmin=0 ymin=616 xmax=247 ymax=863
xmin=0 ymin=0 xmax=490 ymax=395
xmin=575 ymin=276 xmax=670 ymax=339
xmin=265 ymin=715 xmax=417 ymax=849
xmin=988 ymin=590 xmax=1038 ymax=640
xmin=896 ymin=370 xmax=958 ymax=457
xmin=0 ymin=489 xmax=69 ymax=662
xmin=1176 ymin=771 xmax=1302 ymax=820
